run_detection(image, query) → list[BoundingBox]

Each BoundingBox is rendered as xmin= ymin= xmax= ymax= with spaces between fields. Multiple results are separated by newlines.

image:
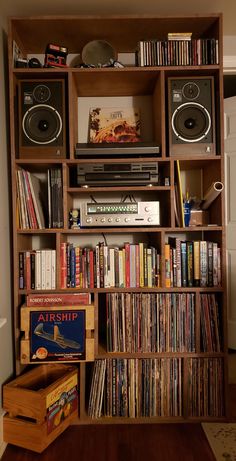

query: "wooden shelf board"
xmin=18 ymin=286 xmax=224 ymax=294
xmin=10 ymin=14 xmax=221 ymax=54
xmin=67 ymin=186 xmax=170 ymax=193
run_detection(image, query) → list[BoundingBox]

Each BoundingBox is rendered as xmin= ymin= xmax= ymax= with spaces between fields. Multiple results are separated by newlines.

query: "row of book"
xmin=60 ymin=242 xmax=161 ymax=289
xmin=16 ymin=167 xmax=63 ymax=230
xmin=165 ymin=238 xmax=221 ymax=288
xmin=88 ymin=357 xmax=224 ymax=419
xmin=106 ymin=293 xmax=196 ymax=353
xmin=188 ymin=358 xmax=224 ymax=417
xmin=88 ymin=358 xmax=182 ymax=418
xmin=136 ymin=38 xmax=219 ymax=67
xmin=19 ymin=249 xmax=56 ymax=290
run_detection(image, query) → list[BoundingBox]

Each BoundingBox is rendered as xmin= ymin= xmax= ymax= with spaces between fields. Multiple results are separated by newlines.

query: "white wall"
xmin=0 ymin=14 xmax=13 ymax=409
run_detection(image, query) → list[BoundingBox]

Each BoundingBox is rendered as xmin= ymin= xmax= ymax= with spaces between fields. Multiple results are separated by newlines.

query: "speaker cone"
xmin=22 ymin=104 xmax=62 ymax=144
xmin=171 ymin=102 xmax=211 ymax=143
xmin=182 ymin=82 xmax=200 ymax=100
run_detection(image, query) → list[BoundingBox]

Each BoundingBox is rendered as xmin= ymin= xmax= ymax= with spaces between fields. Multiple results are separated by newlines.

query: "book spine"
xmin=51 ymin=250 xmax=56 ymax=290
xmin=70 ymin=246 xmax=76 ymax=288
xmin=180 ymin=242 xmax=187 ymax=288
xmin=165 ymin=244 xmax=171 ymax=288
xmin=45 ymin=249 xmax=52 ymax=290
xmin=207 ymin=241 xmax=213 ymax=287
xmin=60 ymin=242 xmax=67 ymax=289
xmin=186 ymin=241 xmax=193 ymax=287
xmin=41 ymin=249 xmax=46 ymax=290
xmin=213 ymin=243 xmax=218 ymax=286
xmin=139 ymin=243 xmax=144 ymax=288
xmin=26 ymin=292 xmax=91 ymax=306
xmin=193 ymin=241 xmax=200 ymax=287
xmin=200 ymin=241 xmax=208 ymax=287
xmin=124 ymin=242 xmax=130 ymax=288
xmin=19 ymin=251 xmax=24 ymax=289
xmin=130 ymin=244 xmax=136 ymax=288
xmin=89 ymin=249 xmax=94 ymax=288
xmin=30 ymin=251 xmax=36 ymax=290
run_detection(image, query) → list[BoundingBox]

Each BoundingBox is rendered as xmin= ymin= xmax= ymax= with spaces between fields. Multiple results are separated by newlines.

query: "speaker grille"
xmin=172 ymin=102 xmax=211 ymax=143
xmin=22 ymin=104 xmax=62 ymax=145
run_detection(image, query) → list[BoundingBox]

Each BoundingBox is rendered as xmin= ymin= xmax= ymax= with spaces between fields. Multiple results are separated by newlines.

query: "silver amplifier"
xmin=80 ymin=201 xmax=160 ymax=227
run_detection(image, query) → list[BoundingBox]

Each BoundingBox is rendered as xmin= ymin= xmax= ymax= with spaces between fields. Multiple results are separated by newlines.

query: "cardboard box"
xmin=3 ymin=364 xmax=78 ymax=452
xmin=189 ymin=210 xmax=209 ymax=227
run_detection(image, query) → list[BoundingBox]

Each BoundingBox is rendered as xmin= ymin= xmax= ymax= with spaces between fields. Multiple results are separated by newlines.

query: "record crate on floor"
xmin=3 ymin=363 xmax=78 ymax=452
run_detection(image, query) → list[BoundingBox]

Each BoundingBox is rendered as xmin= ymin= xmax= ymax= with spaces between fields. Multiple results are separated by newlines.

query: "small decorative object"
xmin=69 ymin=208 xmax=80 ymax=228
xmin=82 ymin=40 xmax=116 ymax=67
xmin=44 ymin=43 xmax=68 ymax=68
xmin=183 ymin=191 xmax=192 ymax=227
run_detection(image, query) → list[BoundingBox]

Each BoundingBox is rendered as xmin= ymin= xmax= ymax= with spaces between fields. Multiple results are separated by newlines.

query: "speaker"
xmin=168 ymin=77 xmax=216 ymax=156
xmin=18 ymin=79 xmax=66 ymax=158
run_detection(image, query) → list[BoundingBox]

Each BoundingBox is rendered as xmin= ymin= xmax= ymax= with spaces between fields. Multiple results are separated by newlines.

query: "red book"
xmin=60 ymin=242 xmax=67 ymax=289
xmin=26 ymin=292 xmax=91 ymax=306
xmin=89 ymin=249 xmax=94 ymax=288
xmin=124 ymin=242 xmax=130 ymax=288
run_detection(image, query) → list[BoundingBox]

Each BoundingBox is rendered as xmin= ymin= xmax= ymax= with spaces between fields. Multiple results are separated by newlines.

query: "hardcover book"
xmin=89 ymin=107 xmax=141 ymax=143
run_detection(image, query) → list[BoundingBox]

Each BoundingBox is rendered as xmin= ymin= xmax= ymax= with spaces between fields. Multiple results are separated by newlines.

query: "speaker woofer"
xmin=171 ymin=102 xmax=211 ymax=143
xmin=22 ymin=104 xmax=62 ymax=145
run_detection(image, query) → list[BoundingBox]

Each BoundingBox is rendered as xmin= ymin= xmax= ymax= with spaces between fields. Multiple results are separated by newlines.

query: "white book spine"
xmin=35 ymin=250 xmax=42 ymax=290
xmin=51 ymin=249 xmax=56 ymax=290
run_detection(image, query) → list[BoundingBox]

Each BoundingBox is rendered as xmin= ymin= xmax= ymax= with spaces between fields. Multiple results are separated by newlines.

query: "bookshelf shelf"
xmin=8 ymin=13 xmax=227 ymax=428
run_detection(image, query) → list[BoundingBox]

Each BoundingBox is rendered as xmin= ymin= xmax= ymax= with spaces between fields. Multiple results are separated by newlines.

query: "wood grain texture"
xmin=1 ymin=423 xmax=215 ymax=461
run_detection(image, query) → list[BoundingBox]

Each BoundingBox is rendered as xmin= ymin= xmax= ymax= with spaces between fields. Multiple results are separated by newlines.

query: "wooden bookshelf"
xmin=8 ymin=13 xmax=227 ymax=424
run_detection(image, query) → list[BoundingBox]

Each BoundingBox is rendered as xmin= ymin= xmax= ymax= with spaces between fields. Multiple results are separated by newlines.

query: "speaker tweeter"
xmin=18 ymin=79 xmax=66 ymax=158
xmin=168 ymin=77 xmax=216 ymax=156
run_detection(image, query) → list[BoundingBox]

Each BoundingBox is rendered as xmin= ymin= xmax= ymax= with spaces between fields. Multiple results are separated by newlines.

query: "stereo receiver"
xmin=80 ymin=201 xmax=160 ymax=227
xmin=77 ymin=162 xmax=158 ymax=186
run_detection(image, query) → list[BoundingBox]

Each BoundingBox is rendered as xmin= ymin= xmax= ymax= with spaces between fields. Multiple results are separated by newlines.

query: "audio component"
xmin=80 ymin=201 xmax=160 ymax=227
xmin=18 ymin=79 xmax=66 ymax=158
xmin=168 ymin=77 xmax=216 ymax=156
xmin=75 ymin=142 xmax=160 ymax=158
xmin=77 ymin=162 xmax=159 ymax=186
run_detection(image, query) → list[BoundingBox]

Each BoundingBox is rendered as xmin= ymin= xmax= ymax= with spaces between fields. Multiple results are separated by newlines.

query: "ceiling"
xmin=1 ymin=0 xmax=236 ymax=35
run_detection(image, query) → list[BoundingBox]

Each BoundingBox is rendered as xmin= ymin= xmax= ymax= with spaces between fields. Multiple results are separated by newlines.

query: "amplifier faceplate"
xmin=80 ymin=201 xmax=160 ymax=227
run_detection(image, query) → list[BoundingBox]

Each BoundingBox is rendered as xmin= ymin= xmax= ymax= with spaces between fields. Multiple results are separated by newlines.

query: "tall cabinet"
xmin=8 ymin=14 xmax=228 ymax=422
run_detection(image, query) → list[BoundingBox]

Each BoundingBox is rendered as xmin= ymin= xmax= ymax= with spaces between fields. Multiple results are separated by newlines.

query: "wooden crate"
xmin=20 ymin=304 xmax=94 ymax=364
xmin=3 ymin=364 xmax=78 ymax=452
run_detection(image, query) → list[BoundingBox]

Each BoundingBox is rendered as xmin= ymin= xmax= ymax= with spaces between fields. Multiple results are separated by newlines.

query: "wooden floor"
xmin=2 ymin=384 xmax=236 ymax=461
xmin=2 ymin=424 xmax=215 ymax=461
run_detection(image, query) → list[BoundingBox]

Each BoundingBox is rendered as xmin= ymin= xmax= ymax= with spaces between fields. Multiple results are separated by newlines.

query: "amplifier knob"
xmin=86 ymin=218 xmax=92 ymax=223
xmin=124 ymin=218 xmax=130 ymax=222
xmin=147 ymin=217 xmax=153 ymax=222
xmin=108 ymin=218 xmax=113 ymax=222
xmin=100 ymin=218 xmax=106 ymax=223
xmin=115 ymin=218 xmax=120 ymax=222
xmin=145 ymin=206 xmax=151 ymax=212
